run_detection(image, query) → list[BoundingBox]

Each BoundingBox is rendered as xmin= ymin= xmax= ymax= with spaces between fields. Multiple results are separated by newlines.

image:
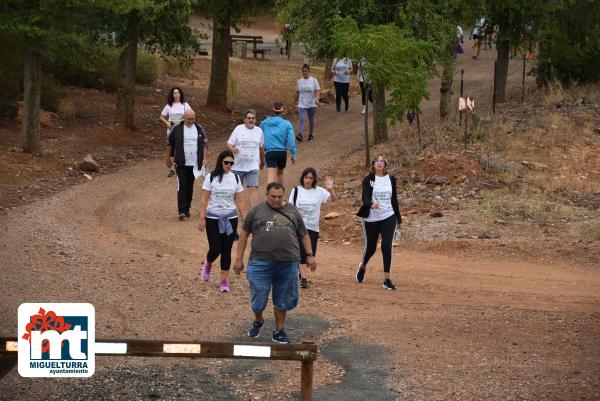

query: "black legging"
xmin=361 ymin=215 xmax=397 ymax=273
xmin=334 ymin=81 xmax=350 ymax=111
xmin=359 ymin=81 xmax=372 ymax=106
xmin=205 ymin=217 xmax=238 ymax=270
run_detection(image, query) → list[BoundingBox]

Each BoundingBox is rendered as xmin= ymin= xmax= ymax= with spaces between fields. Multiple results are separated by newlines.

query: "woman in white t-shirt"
xmin=355 ymin=154 xmax=402 ymax=290
xmin=331 ymin=56 xmax=353 ymax=112
xmin=289 ymin=167 xmax=337 ymax=288
xmin=160 ymin=87 xmax=192 ymax=176
xmin=294 ymin=64 xmax=320 ymax=142
xmin=198 ymin=150 xmax=244 ymax=292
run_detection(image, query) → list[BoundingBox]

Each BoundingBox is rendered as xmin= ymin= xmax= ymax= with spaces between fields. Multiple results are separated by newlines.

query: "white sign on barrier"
xmin=233 ymin=345 xmax=271 ymax=358
xmin=459 ymin=96 xmax=475 ymax=111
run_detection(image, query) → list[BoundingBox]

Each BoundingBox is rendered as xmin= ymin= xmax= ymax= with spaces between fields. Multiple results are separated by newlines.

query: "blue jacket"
xmin=259 ymin=115 xmax=297 ymax=156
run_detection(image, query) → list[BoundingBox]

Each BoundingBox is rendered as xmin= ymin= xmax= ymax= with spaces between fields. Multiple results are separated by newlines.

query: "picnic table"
xmin=230 ymin=34 xmax=271 ymax=59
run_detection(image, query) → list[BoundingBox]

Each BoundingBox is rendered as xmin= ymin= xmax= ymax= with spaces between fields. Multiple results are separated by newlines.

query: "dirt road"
xmin=1 ymin=40 xmax=599 ymax=401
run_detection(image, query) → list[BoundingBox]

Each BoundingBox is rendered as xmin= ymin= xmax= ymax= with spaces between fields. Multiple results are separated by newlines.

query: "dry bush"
xmin=574 ymin=222 xmax=600 ymax=241
xmin=57 ymin=97 xmax=76 ymax=120
xmin=473 ymin=190 xmax=578 ymax=228
xmin=159 ymin=57 xmax=194 ymax=79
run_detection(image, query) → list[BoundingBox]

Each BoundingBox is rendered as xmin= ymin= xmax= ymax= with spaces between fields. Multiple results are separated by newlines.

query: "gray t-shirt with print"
xmin=243 ymin=202 xmax=307 ymax=261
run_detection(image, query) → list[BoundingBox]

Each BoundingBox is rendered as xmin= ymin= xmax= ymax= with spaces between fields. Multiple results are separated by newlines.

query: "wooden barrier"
xmin=0 ymin=337 xmax=317 ymax=400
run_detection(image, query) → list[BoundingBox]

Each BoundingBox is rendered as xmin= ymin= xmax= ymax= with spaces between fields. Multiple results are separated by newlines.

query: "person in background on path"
xmin=165 ymin=109 xmax=208 ymax=221
xmin=289 ymin=168 xmax=336 ymax=288
xmin=357 ymin=59 xmax=372 ymax=114
xmin=355 ymin=154 xmax=402 ymax=290
xmin=234 ymin=182 xmax=317 ymax=344
xmin=198 ymin=150 xmax=244 ymax=293
xmin=471 ymin=18 xmax=486 ymax=59
xmin=453 ymin=26 xmax=465 ymax=59
xmin=331 ymin=55 xmax=353 ymax=112
xmin=259 ymin=102 xmax=297 ymax=185
xmin=160 ymin=87 xmax=192 ymax=177
xmin=294 ymin=64 xmax=321 ymax=142
xmin=279 ymin=23 xmax=293 ymax=58
xmin=227 ymin=109 xmax=265 ymax=210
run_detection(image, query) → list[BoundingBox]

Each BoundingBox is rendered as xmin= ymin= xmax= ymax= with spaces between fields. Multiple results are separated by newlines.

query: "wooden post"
xmin=464 ymin=110 xmax=468 ymax=150
xmin=522 ymin=53 xmax=526 ymax=103
xmin=416 ymin=109 xmax=421 ymax=149
xmin=364 ymin=82 xmax=370 ymax=170
xmin=459 ymin=69 xmax=464 ymax=126
xmin=301 ymin=360 xmax=313 ymax=401
xmin=492 ymin=60 xmax=497 ymax=115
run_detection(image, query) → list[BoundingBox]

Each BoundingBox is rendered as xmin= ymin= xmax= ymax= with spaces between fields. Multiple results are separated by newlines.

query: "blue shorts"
xmin=265 ymin=151 xmax=287 ymax=169
xmin=246 ymin=259 xmax=299 ymax=313
xmin=233 ymin=169 xmax=259 ymax=187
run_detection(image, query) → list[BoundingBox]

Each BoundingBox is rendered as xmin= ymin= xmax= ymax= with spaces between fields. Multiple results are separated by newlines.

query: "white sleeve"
xmin=235 ymin=177 xmax=244 ymax=193
xmin=258 ymin=128 xmax=264 ymax=146
xmin=184 ymin=102 xmax=192 ymax=112
xmin=313 ymin=78 xmax=320 ymax=91
xmin=161 ymin=104 xmax=170 ymax=117
xmin=201 ymin=174 xmax=212 ymax=191
xmin=227 ymin=127 xmax=238 ymax=145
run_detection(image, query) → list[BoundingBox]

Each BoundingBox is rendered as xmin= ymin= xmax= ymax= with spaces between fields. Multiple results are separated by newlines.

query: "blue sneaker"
xmin=272 ymin=330 xmax=290 ymax=344
xmin=247 ymin=319 xmax=264 ymax=337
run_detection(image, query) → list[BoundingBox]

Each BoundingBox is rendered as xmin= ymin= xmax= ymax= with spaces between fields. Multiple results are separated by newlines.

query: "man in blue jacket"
xmin=259 ymin=102 xmax=298 ymax=185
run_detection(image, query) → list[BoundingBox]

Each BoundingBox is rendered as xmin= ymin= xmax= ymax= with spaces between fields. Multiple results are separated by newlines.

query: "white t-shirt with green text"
xmin=366 ymin=175 xmax=395 ymax=222
xmin=202 ymin=172 xmax=244 ymax=218
xmin=289 ymin=186 xmax=331 ymax=232
xmin=227 ymin=124 xmax=264 ymax=172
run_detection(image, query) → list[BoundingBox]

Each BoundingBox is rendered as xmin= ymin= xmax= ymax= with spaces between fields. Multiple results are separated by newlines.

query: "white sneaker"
xmin=361 ymin=106 xmax=366 ymax=114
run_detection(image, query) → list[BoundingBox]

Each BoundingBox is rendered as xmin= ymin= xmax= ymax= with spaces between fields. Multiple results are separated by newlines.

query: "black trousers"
xmin=362 ymin=215 xmax=397 ymax=273
xmin=359 ymin=81 xmax=372 ymax=106
xmin=205 ymin=217 xmax=238 ymax=270
xmin=176 ymin=165 xmax=195 ymax=215
xmin=334 ymin=81 xmax=350 ymax=111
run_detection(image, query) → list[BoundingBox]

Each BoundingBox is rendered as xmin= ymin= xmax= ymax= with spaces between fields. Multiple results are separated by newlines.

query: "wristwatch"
xmin=305 ymin=252 xmax=314 ymax=257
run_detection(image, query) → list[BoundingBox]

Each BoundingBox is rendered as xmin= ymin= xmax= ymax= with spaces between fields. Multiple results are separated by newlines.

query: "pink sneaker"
xmin=201 ymin=262 xmax=212 ymax=282
xmin=219 ymin=279 xmax=230 ymax=292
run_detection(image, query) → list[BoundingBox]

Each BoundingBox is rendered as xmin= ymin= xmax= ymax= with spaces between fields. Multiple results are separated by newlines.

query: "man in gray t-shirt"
xmin=234 ymin=182 xmax=317 ymax=344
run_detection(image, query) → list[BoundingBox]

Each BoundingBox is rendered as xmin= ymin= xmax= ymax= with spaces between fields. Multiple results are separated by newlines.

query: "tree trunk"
xmin=115 ymin=10 xmax=140 ymax=129
xmin=22 ymin=41 xmax=42 ymax=153
xmin=372 ymin=82 xmax=387 ymax=144
xmin=439 ymin=61 xmax=456 ymax=121
xmin=206 ymin=11 xmax=230 ymax=110
xmin=495 ymin=39 xmax=510 ymax=103
xmin=323 ymin=60 xmax=333 ymax=82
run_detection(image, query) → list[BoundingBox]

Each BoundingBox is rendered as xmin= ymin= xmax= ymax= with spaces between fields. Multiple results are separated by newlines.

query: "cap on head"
xmin=272 ymin=101 xmax=284 ymax=113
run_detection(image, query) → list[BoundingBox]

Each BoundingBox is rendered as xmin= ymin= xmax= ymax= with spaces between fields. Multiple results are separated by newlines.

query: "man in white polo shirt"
xmin=227 ymin=109 xmax=265 ymax=209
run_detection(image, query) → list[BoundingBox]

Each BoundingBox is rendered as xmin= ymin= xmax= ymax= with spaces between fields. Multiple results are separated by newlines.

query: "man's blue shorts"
xmin=246 ymin=259 xmax=298 ymax=314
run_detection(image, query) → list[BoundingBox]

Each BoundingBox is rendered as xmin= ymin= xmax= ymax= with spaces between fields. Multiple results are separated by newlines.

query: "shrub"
xmin=0 ymin=35 xmax=24 ymax=117
xmin=48 ymin=44 xmax=157 ymax=91
xmin=41 ymin=74 xmax=63 ymax=113
xmin=57 ymin=97 xmax=76 ymax=120
xmin=159 ymin=57 xmax=193 ymax=78
xmin=136 ymin=52 xmax=158 ymax=84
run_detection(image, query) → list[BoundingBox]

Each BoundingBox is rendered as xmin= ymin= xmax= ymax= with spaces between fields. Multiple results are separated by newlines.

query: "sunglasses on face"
xmin=223 ymin=160 xmax=234 ymax=166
